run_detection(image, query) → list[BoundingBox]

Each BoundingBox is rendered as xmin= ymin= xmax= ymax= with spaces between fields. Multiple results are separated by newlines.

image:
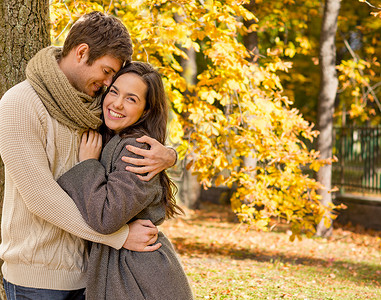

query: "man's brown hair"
xmin=62 ymin=11 xmax=133 ymax=65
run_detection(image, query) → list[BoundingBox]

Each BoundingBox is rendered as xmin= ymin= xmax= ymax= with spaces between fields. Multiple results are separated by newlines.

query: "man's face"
xmin=73 ymin=55 xmax=123 ymax=97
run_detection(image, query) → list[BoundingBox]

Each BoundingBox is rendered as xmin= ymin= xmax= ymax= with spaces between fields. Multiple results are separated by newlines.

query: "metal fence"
xmin=332 ymin=126 xmax=381 ymax=194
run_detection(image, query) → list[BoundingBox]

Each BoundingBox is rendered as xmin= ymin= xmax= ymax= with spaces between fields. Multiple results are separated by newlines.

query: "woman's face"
xmin=102 ymin=72 xmax=147 ymax=133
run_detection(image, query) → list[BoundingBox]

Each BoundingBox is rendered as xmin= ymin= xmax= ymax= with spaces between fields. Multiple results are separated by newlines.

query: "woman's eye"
xmin=127 ymin=97 xmax=136 ymax=103
xmin=104 ymin=69 xmax=110 ymax=75
xmin=109 ymin=89 xmax=117 ymax=95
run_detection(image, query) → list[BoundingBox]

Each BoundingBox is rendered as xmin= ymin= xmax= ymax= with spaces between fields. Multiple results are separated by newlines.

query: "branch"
xmin=106 ymin=0 xmax=114 ymax=14
xmin=342 ymin=36 xmax=381 ymax=113
xmin=363 ymin=81 xmax=381 ymax=101
xmin=54 ymin=1 xmax=73 ymax=42
xmin=360 ymin=0 xmax=381 ymax=10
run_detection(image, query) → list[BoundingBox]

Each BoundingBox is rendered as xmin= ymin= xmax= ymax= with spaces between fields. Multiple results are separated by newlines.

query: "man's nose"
xmin=104 ymin=76 xmax=113 ymax=87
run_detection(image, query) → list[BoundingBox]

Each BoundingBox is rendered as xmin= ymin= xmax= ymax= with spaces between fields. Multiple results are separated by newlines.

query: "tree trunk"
xmin=0 ymin=0 xmax=50 ymax=96
xmin=316 ymin=0 xmax=341 ymax=237
xmin=243 ymin=0 xmax=259 ymax=61
xmin=243 ymin=1 xmax=259 ymax=175
xmin=179 ymin=47 xmax=202 ymax=209
xmin=0 ymin=0 xmax=50 ymax=297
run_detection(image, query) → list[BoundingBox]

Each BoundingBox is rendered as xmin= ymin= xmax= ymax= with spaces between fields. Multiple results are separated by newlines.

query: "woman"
xmin=57 ymin=62 xmax=193 ymax=300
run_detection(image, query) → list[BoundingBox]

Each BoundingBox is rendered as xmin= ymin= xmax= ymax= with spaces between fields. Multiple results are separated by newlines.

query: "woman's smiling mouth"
xmin=108 ymin=109 xmax=125 ymax=119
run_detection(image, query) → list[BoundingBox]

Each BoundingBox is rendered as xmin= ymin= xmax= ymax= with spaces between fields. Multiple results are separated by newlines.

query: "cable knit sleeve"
xmin=0 ymin=82 xmax=128 ymax=249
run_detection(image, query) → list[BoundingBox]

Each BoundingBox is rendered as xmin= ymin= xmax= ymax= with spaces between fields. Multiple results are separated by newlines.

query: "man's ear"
xmin=75 ymin=43 xmax=90 ymax=63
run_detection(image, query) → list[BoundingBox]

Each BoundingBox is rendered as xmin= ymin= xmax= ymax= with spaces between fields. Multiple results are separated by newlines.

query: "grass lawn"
xmin=160 ymin=202 xmax=381 ymax=300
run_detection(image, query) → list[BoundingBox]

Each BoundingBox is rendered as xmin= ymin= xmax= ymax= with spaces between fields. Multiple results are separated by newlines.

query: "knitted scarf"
xmin=25 ymin=46 xmax=103 ymax=131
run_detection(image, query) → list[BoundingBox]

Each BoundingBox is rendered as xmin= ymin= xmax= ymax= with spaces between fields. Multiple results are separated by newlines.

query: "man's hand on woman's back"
xmin=123 ymin=219 xmax=161 ymax=252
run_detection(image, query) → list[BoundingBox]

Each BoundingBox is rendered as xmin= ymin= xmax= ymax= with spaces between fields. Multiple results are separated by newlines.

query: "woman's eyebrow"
xmin=126 ymin=92 xmax=141 ymax=101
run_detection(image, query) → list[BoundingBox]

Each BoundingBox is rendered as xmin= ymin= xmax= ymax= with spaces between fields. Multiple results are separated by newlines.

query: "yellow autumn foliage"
xmin=50 ymin=0 xmax=334 ymax=238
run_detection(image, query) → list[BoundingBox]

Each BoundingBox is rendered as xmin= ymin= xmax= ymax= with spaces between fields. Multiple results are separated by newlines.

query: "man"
xmin=0 ymin=11 xmax=176 ymax=299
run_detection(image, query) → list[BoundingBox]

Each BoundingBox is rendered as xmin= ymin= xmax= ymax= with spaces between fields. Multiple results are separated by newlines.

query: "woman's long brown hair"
xmin=99 ymin=61 xmax=183 ymax=219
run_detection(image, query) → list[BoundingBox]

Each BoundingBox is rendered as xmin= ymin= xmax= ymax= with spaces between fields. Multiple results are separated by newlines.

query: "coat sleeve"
xmin=0 ymin=85 xmax=129 ymax=249
xmin=57 ymin=138 xmax=162 ymax=235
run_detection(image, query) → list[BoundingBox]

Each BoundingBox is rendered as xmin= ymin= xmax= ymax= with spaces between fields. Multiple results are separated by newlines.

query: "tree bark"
xmin=316 ymin=0 xmax=341 ymax=237
xmin=243 ymin=0 xmax=259 ymax=62
xmin=242 ymin=1 xmax=259 ymax=175
xmin=179 ymin=47 xmax=202 ymax=209
xmin=0 ymin=0 xmax=50 ymax=96
xmin=0 ymin=0 xmax=50 ymax=297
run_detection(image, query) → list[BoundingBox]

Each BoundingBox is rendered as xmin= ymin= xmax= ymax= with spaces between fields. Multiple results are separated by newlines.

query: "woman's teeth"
xmin=109 ymin=110 xmax=124 ymax=118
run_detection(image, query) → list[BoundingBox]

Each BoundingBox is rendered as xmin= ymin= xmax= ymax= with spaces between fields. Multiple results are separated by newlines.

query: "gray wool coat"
xmin=58 ymin=135 xmax=193 ymax=300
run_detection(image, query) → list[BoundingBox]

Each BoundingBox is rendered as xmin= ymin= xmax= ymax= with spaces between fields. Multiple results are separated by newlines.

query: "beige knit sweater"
xmin=0 ymin=80 xmax=129 ymax=290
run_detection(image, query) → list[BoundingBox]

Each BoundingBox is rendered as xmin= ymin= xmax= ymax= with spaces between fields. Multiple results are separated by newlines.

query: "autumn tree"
xmin=242 ymin=0 xmax=381 ymax=126
xmin=315 ymin=0 xmax=341 ymax=237
xmin=242 ymin=0 xmax=380 ymax=236
xmin=334 ymin=0 xmax=381 ymax=125
xmin=241 ymin=0 xmax=322 ymax=123
xmin=50 ymin=0 xmax=333 ymax=240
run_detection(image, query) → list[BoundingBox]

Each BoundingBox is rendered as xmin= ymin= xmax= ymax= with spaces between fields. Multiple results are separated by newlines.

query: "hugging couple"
xmin=0 ymin=11 xmax=193 ymax=300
